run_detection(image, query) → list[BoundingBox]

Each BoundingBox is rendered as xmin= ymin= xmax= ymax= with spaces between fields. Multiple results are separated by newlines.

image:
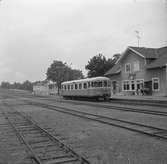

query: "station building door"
xmin=111 ymin=81 xmax=119 ymax=95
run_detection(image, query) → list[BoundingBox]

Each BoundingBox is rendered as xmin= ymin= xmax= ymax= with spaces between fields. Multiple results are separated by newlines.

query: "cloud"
xmin=0 ymin=0 xmax=166 ymax=82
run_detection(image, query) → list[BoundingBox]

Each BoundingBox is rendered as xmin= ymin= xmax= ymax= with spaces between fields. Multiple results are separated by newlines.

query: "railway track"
xmin=2 ymin=91 xmax=167 ymax=117
xmin=55 ymin=99 xmax=167 ymax=117
xmin=0 ymin=111 xmax=33 ymax=164
xmin=26 ymin=97 xmax=167 ymax=117
xmin=2 ymin=102 xmax=90 ymax=164
xmin=27 ymin=101 xmax=167 ymax=142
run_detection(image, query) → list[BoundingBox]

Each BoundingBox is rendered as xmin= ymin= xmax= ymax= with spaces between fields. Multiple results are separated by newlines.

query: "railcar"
xmin=61 ymin=77 xmax=111 ymax=100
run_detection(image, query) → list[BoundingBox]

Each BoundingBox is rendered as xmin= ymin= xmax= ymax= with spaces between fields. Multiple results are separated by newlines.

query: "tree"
xmin=22 ymin=80 xmax=33 ymax=91
xmin=0 ymin=80 xmax=33 ymax=91
xmin=85 ymin=53 xmax=117 ymax=77
xmin=1 ymin=81 xmax=10 ymax=89
xmin=70 ymin=69 xmax=84 ymax=80
xmin=46 ymin=60 xmax=83 ymax=94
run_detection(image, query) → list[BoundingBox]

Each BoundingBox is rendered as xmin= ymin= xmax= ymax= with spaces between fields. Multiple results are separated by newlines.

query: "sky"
xmin=0 ymin=0 xmax=167 ymax=83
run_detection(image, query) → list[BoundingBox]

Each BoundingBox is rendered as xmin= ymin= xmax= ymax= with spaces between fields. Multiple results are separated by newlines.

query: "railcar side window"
xmin=84 ymin=83 xmax=87 ymax=89
xmin=94 ymin=81 xmax=98 ymax=87
xmin=88 ymin=82 xmax=91 ymax=88
xmin=75 ymin=84 xmax=78 ymax=89
xmin=71 ymin=85 xmax=73 ymax=90
xmin=68 ymin=85 xmax=70 ymax=90
xmin=91 ymin=82 xmax=94 ymax=87
xmin=79 ymin=83 xmax=82 ymax=89
xmin=64 ymin=85 xmax=66 ymax=90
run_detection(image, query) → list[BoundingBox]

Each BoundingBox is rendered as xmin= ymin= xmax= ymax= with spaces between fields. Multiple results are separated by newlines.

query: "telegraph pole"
xmin=135 ymin=30 xmax=141 ymax=47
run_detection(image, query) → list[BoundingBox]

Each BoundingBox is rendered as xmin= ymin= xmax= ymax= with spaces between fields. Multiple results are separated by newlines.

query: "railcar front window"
xmin=108 ymin=81 xmax=111 ymax=87
xmin=98 ymin=81 xmax=102 ymax=87
xmin=104 ymin=80 xmax=107 ymax=87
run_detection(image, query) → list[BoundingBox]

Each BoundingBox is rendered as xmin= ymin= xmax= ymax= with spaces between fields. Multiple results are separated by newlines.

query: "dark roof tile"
xmin=129 ymin=46 xmax=159 ymax=58
xmin=105 ymin=64 xmax=121 ymax=76
xmin=146 ymin=46 xmax=167 ymax=68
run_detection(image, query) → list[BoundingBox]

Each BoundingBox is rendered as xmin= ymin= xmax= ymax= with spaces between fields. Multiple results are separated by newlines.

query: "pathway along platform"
xmin=110 ymin=95 xmax=167 ymax=107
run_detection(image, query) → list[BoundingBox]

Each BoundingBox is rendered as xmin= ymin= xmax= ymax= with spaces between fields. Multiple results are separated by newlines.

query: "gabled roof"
xmin=105 ymin=46 xmax=167 ymax=75
xmin=146 ymin=46 xmax=167 ymax=69
xmin=115 ymin=46 xmax=160 ymax=65
xmin=129 ymin=46 xmax=159 ymax=58
xmin=105 ymin=64 xmax=121 ymax=76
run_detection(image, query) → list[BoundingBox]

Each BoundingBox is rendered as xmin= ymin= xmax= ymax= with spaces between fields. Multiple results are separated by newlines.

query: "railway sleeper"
xmin=39 ymin=153 xmax=72 ymax=160
xmin=31 ymin=143 xmax=56 ymax=150
xmin=42 ymin=156 xmax=77 ymax=164
xmin=28 ymin=139 xmax=50 ymax=145
xmin=34 ymin=147 xmax=65 ymax=155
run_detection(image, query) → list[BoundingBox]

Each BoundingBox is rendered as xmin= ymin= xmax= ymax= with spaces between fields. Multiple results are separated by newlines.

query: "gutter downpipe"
xmin=166 ymin=64 xmax=167 ymax=96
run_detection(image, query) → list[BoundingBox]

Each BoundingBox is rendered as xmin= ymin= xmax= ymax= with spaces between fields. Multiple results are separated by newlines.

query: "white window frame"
xmin=136 ymin=79 xmax=144 ymax=89
xmin=122 ymin=80 xmax=130 ymax=91
xmin=152 ymin=78 xmax=160 ymax=91
xmin=111 ymin=80 xmax=118 ymax=90
xmin=122 ymin=79 xmax=144 ymax=91
xmin=131 ymin=80 xmax=135 ymax=91
xmin=133 ymin=61 xmax=140 ymax=72
xmin=125 ymin=63 xmax=131 ymax=73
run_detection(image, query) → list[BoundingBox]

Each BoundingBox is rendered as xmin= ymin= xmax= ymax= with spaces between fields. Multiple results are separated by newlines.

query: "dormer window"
xmin=125 ymin=63 xmax=131 ymax=73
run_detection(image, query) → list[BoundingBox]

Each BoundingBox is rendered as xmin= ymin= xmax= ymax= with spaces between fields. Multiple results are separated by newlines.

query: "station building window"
xmin=131 ymin=80 xmax=135 ymax=91
xmin=133 ymin=61 xmax=140 ymax=72
xmin=122 ymin=79 xmax=144 ymax=91
xmin=152 ymin=78 xmax=159 ymax=91
xmin=123 ymin=81 xmax=130 ymax=91
xmin=125 ymin=63 xmax=131 ymax=73
xmin=136 ymin=80 xmax=144 ymax=90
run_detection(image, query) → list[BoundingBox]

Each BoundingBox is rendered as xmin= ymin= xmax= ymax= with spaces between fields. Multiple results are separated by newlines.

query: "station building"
xmin=33 ymin=81 xmax=58 ymax=96
xmin=105 ymin=46 xmax=167 ymax=96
